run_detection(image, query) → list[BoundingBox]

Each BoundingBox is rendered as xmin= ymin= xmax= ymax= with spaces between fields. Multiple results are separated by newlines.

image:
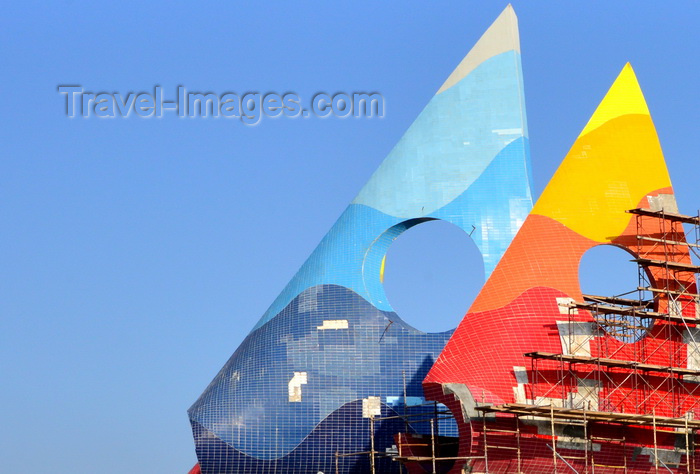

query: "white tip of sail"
xmin=438 ymin=5 xmax=520 ymax=94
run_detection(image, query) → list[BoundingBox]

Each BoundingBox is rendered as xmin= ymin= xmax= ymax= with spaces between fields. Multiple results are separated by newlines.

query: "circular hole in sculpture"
xmin=382 ymin=219 xmax=485 ymax=333
xmin=578 ymin=244 xmax=652 ymax=342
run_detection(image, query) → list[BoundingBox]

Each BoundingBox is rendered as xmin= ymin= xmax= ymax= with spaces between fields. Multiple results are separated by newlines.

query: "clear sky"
xmin=2 ymin=1 xmax=699 ymax=473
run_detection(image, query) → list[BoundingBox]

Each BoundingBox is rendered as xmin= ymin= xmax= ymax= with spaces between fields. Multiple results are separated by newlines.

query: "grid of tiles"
xmin=188 ymin=6 xmax=533 ymax=473
xmin=424 ymin=65 xmax=700 ymax=473
xmin=190 ymin=285 xmax=452 ymax=473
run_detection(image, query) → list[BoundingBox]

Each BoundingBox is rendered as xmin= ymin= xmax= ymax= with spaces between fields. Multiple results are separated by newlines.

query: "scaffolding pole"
xmin=686 ymin=416 xmax=691 ymax=474
xmin=517 ymin=416 xmax=522 ymax=474
xmin=653 ymin=409 xmax=659 ymax=473
xmin=370 ymin=415 xmax=376 ymax=474
xmin=428 ymin=419 xmax=435 ymax=474
xmin=551 ymin=404 xmax=558 ymax=474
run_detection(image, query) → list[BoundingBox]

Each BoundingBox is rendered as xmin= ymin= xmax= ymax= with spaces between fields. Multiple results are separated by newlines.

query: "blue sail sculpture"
xmin=189 ymin=6 xmax=532 ymax=473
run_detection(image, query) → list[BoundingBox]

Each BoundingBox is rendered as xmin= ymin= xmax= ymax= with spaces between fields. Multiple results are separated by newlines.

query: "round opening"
xmin=382 ymin=220 xmax=485 ymax=333
xmin=578 ymin=244 xmax=652 ymax=342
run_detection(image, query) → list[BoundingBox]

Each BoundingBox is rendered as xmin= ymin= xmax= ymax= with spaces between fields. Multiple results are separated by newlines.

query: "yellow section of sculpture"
xmin=531 ymin=64 xmax=671 ymax=243
xmin=379 ymin=255 xmax=386 ymax=283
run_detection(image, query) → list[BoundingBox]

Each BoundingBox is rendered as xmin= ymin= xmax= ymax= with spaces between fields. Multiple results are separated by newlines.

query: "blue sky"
xmin=1 ymin=1 xmax=699 ymax=473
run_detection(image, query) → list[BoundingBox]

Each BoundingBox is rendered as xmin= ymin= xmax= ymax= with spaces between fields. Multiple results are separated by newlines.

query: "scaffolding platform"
xmin=583 ymin=294 xmax=653 ymax=309
xmin=626 ymin=208 xmax=700 ymax=225
xmin=524 ymin=351 xmax=700 ymax=377
xmin=639 ymin=286 xmax=700 ymax=299
xmin=568 ymin=301 xmax=700 ymax=324
xmin=633 ymin=258 xmax=700 ymax=273
xmin=475 ymin=403 xmax=700 ymax=430
xmin=637 ymin=235 xmax=700 ymax=249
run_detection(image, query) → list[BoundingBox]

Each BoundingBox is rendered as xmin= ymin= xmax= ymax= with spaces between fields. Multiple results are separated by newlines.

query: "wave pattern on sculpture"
xmin=188 ymin=6 xmax=533 ymax=473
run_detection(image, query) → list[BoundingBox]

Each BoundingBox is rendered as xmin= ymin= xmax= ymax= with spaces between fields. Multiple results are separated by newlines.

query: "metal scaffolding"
xmin=405 ymin=208 xmax=700 ymax=473
xmin=344 ymin=208 xmax=700 ymax=473
xmin=333 ymin=401 xmax=466 ymax=474
xmin=511 ymin=207 xmax=700 ymax=472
